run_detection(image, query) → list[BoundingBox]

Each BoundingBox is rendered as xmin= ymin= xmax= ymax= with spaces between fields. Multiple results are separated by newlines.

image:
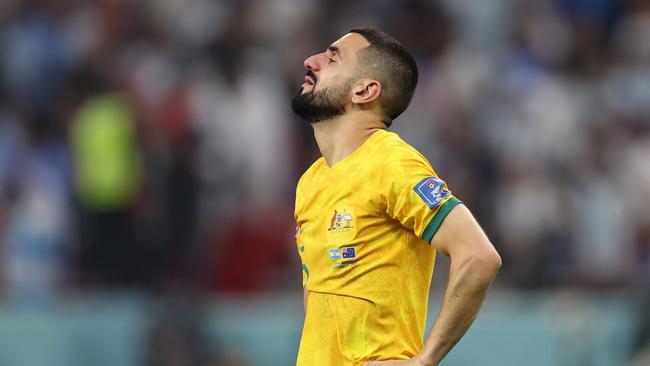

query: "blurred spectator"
xmin=70 ymin=90 xmax=143 ymax=287
xmin=0 ymin=108 xmax=73 ymax=305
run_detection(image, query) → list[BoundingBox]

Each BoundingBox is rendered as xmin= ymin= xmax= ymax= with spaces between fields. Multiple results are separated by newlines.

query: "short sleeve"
xmin=380 ymin=149 xmax=462 ymax=243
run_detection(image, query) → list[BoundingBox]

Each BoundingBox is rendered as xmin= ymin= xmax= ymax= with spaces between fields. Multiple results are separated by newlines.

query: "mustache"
xmin=306 ymin=69 xmax=317 ymax=84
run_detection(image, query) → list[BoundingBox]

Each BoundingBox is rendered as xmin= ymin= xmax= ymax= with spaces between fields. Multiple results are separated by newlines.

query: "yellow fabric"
xmin=295 ymin=129 xmax=460 ymax=365
xmin=70 ymin=93 xmax=141 ymax=210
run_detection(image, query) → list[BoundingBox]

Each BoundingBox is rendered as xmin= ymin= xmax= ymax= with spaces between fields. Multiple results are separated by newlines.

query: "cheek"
xmin=315 ymin=74 xmax=339 ymax=92
xmin=329 ymin=72 xmax=353 ymax=88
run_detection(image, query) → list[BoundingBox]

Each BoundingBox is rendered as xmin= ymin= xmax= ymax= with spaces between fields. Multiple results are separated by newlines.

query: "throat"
xmin=313 ymin=119 xmax=383 ymax=167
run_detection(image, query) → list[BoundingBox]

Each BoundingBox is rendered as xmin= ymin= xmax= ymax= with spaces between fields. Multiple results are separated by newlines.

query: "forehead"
xmin=331 ymin=33 xmax=371 ymax=57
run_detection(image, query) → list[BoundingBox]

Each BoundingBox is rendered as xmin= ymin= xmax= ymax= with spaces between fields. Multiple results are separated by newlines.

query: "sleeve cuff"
xmin=421 ymin=197 xmax=462 ymax=243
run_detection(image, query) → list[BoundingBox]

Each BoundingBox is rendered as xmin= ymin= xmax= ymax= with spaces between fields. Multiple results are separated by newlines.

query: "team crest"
xmin=327 ymin=208 xmax=354 ymax=232
xmin=414 ymin=177 xmax=450 ymax=209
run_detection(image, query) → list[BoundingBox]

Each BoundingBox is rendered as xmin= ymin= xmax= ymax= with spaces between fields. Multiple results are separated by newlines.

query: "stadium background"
xmin=0 ymin=0 xmax=649 ymax=365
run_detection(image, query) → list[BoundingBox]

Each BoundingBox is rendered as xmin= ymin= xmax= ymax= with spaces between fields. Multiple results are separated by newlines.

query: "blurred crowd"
xmin=0 ymin=0 xmax=649 ymax=300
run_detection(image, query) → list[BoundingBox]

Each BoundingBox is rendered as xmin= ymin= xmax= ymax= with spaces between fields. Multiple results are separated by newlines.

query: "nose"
xmin=303 ymin=53 xmax=323 ymax=71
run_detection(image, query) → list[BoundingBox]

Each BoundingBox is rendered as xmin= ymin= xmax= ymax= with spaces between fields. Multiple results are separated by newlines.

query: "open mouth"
xmin=304 ymin=70 xmax=317 ymax=86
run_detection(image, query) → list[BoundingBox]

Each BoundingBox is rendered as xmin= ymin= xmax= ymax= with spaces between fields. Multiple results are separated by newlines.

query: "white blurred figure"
xmin=619 ymin=137 xmax=650 ymax=281
xmin=570 ymin=165 xmax=636 ymax=283
xmin=188 ymin=47 xmax=293 ymax=216
xmin=1 ymin=131 xmax=71 ymax=306
xmin=494 ymin=166 xmax=565 ymax=283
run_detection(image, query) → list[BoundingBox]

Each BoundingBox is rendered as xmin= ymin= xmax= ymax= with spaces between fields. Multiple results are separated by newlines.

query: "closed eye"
xmin=327 ymin=45 xmax=342 ymax=62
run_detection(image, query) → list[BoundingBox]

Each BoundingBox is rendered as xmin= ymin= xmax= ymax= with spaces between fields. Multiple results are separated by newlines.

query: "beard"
xmin=291 ymin=80 xmax=350 ymax=124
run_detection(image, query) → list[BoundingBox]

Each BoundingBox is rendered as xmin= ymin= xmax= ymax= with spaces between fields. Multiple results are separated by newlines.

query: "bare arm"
xmin=304 ymin=287 xmax=309 ymax=312
xmin=365 ymin=204 xmax=501 ymax=366
xmin=418 ymin=204 xmax=501 ymax=365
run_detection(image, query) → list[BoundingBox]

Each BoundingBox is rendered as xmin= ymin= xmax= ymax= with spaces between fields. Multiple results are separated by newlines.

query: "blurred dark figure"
xmin=142 ymin=87 xmax=200 ymax=288
xmin=69 ymin=64 xmax=144 ymax=287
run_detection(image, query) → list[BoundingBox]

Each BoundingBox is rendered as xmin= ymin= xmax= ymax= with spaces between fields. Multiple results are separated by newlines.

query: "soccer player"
xmin=291 ymin=28 xmax=502 ymax=366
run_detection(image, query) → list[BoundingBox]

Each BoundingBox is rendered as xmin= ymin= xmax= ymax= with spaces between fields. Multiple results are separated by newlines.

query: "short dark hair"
xmin=350 ymin=28 xmax=418 ymax=127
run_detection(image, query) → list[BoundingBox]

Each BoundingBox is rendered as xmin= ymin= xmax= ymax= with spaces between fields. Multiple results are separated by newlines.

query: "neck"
xmin=312 ymin=111 xmax=385 ymax=167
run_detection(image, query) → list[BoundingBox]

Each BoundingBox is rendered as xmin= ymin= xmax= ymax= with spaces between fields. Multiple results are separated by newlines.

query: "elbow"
xmin=484 ymin=254 xmax=501 ymax=290
xmin=467 ymin=247 xmax=502 ymax=284
xmin=487 ymin=248 xmax=502 ymax=274
xmin=482 ymin=246 xmax=502 ymax=279
xmin=449 ymin=238 xmax=502 ymax=285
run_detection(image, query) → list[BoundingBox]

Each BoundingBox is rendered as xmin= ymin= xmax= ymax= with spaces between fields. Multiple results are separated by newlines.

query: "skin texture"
xmin=298 ymin=32 xmax=502 ymax=366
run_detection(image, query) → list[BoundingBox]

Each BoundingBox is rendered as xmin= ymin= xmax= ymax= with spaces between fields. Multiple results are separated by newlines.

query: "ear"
xmin=351 ymin=79 xmax=381 ymax=105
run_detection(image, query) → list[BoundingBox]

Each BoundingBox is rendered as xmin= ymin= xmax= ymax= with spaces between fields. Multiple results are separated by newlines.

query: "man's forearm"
xmin=419 ymin=254 xmax=500 ymax=366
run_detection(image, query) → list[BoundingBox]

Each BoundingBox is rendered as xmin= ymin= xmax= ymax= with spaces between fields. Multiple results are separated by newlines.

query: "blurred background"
xmin=0 ymin=0 xmax=649 ymax=365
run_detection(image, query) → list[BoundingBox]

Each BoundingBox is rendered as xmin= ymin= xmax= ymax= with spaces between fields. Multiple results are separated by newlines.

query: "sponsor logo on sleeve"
xmin=413 ymin=176 xmax=450 ymax=209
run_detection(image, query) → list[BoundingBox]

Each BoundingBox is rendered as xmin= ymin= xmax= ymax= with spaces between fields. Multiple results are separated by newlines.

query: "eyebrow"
xmin=328 ymin=46 xmax=342 ymax=61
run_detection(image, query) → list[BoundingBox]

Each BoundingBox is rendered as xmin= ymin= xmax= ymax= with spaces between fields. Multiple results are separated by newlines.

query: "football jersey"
xmin=295 ymin=129 xmax=461 ymax=365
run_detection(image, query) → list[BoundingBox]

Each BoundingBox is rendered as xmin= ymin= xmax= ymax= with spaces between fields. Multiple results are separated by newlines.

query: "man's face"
xmin=291 ymin=33 xmax=370 ymax=123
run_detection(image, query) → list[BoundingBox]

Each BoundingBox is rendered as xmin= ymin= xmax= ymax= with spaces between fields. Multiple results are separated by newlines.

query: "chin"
xmin=295 ymin=86 xmax=309 ymax=97
xmin=302 ymin=81 xmax=317 ymax=93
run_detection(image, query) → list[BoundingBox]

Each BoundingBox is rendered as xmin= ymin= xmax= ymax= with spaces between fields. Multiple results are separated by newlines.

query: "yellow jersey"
xmin=295 ymin=129 xmax=461 ymax=365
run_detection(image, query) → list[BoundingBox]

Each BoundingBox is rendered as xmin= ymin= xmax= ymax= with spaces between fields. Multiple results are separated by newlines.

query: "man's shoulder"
xmin=296 ymin=157 xmax=325 ymax=191
xmin=374 ymin=130 xmax=431 ymax=168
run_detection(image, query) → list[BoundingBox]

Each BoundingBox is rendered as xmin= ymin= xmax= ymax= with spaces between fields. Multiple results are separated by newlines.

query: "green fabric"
xmin=422 ymin=197 xmax=462 ymax=243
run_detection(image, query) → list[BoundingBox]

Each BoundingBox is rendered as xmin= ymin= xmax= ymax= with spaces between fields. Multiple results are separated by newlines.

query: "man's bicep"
xmin=430 ymin=204 xmax=496 ymax=259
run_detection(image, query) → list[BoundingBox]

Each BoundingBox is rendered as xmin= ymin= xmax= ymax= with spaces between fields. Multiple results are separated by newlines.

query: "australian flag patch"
xmin=340 ymin=247 xmax=356 ymax=259
xmin=413 ymin=176 xmax=450 ymax=209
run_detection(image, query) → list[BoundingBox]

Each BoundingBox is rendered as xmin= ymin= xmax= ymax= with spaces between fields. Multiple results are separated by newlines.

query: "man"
xmin=291 ymin=28 xmax=501 ymax=366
